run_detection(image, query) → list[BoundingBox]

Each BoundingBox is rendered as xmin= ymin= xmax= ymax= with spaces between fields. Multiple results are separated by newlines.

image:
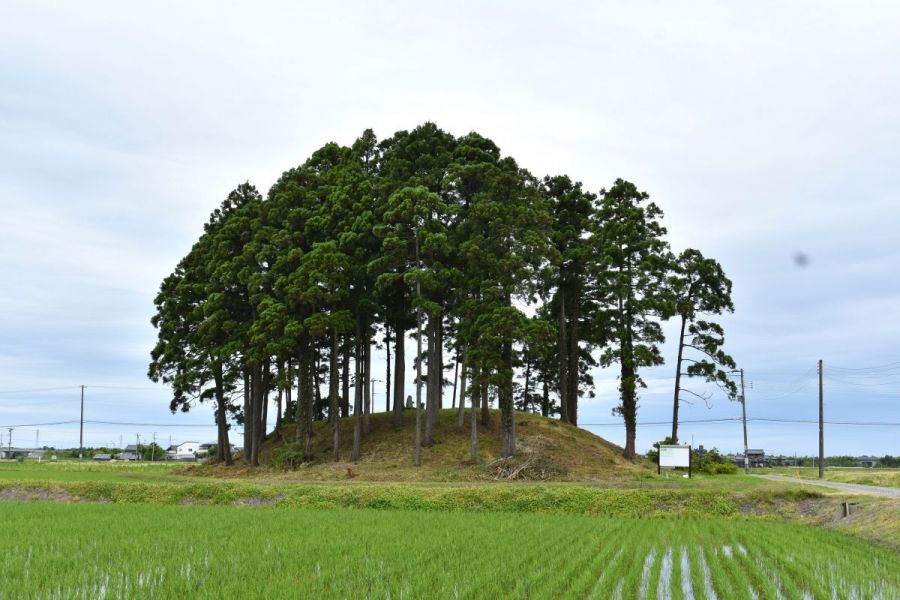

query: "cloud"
xmin=0 ymin=0 xmax=898 ymax=453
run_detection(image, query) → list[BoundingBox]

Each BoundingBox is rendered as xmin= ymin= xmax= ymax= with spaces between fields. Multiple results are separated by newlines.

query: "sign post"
xmin=658 ymin=444 xmax=692 ymax=478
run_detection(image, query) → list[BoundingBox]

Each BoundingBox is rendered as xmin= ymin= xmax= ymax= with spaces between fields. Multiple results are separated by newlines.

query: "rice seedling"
xmin=0 ymin=502 xmax=896 ymax=599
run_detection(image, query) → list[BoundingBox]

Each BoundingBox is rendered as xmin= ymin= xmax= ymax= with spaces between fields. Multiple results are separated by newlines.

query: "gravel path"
xmin=755 ymin=474 xmax=900 ymax=497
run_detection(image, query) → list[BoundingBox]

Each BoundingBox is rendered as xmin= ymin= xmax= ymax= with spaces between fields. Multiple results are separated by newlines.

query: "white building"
xmin=166 ymin=441 xmax=201 ymax=461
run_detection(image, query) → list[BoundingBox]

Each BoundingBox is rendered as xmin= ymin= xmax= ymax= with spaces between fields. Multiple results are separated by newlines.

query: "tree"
xmin=140 ymin=443 xmax=168 ymax=462
xmin=591 ymin=179 xmax=672 ymax=459
xmin=669 ymin=249 xmax=738 ymax=442
xmin=543 ymin=175 xmax=596 ymax=425
xmin=149 ymin=124 xmax=732 ymax=469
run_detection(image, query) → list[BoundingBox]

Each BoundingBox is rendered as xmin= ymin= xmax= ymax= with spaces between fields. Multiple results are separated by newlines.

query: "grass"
xmin=0 ymin=460 xmax=187 ymax=483
xmin=769 ymin=466 xmax=900 ymax=489
xmin=0 ymin=476 xmax=801 ymax=518
xmin=1 ymin=502 xmax=896 ymax=599
xmin=252 ymin=408 xmax=649 ymax=482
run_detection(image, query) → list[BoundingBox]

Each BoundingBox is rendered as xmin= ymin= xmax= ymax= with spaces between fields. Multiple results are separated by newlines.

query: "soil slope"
xmin=236 ymin=409 xmax=649 ymax=482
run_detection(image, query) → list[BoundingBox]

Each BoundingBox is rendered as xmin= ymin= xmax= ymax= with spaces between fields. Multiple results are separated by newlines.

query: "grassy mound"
xmin=236 ymin=409 xmax=649 ymax=482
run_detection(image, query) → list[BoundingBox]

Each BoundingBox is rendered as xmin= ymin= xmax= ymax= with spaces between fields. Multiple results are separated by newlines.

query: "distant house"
xmin=167 ymin=441 xmax=201 ymax=461
xmin=1 ymin=447 xmax=42 ymax=459
xmin=93 ymin=453 xmax=114 ymax=461
xmin=858 ymin=456 xmax=880 ymax=468
xmin=730 ymin=449 xmax=769 ymax=468
xmin=118 ymin=452 xmax=139 ymax=461
xmin=197 ymin=442 xmax=238 ymax=457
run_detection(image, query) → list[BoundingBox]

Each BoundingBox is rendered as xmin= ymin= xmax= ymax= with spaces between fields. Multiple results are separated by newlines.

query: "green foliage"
xmin=695 ymin=447 xmax=737 ymax=475
xmin=148 ymin=122 xmax=738 ymax=464
xmin=703 ymin=461 xmax=738 ymax=475
xmin=140 ymin=443 xmax=168 ymax=462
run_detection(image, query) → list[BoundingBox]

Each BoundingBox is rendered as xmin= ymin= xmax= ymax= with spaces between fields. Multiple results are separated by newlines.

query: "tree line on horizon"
xmin=148 ymin=122 xmax=737 ymax=466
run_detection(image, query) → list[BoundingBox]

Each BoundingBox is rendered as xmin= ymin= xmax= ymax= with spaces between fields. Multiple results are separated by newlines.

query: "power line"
xmin=87 ymin=385 xmax=161 ymax=391
xmin=829 ymin=361 xmax=900 ymax=373
xmin=85 ymin=420 xmax=218 ymax=428
xmin=0 ymin=386 xmax=79 ymax=395
xmin=581 ymin=417 xmax=900 ymax=427
xmin=0 ymin=419 xmax=217 ymax=428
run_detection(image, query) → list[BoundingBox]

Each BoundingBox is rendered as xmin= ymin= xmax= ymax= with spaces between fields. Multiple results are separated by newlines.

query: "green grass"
xmin=769 ymin=466 xmax=900 ymax=488
xmin=252 ymin=409 xmax=649 ymax=482
xmin=0 ymin=477 xmax=786 ymax=517
xmin=0 ymin=460 xmax=187 ymax=483
xmin=0 ymin=502 xmax=896 ymax=599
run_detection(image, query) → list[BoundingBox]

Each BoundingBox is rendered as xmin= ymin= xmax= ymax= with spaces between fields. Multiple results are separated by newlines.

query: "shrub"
xmin=702 ymin=462 xmax=737 ymax=475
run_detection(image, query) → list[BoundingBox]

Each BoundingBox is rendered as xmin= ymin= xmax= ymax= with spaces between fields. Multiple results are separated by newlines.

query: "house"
xmin=93 ymin=453 xmax=114 ymax=461
xmin=166 ymin=441 xmax=201 ymax=461
xmin=118 ymin=452 xmax=139 ymax=461
xmin=858 ymin=456 xmax=880 ymax=468
xmin=730 ymin=449 xmax=769 ymax=468
xmin=1 ymin=447 xmax=42 ymax=459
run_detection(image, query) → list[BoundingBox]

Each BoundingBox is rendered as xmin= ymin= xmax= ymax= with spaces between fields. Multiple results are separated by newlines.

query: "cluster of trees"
xmin=149 ymin=123 xmax=736 ymax=465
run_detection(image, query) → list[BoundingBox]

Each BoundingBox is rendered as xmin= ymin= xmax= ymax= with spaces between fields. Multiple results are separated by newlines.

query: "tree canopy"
xmin=149 ymin=122 xmax=737 ymax=464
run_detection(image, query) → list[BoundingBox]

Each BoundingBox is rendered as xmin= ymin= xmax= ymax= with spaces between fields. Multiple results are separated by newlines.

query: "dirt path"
xmin=755 ymin=474 xmax=900 ymax=498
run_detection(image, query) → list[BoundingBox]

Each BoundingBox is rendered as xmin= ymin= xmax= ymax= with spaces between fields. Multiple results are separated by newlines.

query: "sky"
xmin=1 ymin=1 xmax=898 ymax=456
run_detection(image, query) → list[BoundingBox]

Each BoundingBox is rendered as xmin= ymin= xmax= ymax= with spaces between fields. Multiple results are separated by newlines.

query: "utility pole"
xmin=740 ymin=369 xmax=749 ymax=474
xmin=818 ymin=359 xmax=824 ymax=479
xmin=7 ymin=428 xmax=13 ymax=458
xmin=151 ymin=432 xmax=157 ymax=462
xmin=136 ymin=434 xmax=141 ymax=462
xmin=79 ymin=385 xmax=85 ymax=459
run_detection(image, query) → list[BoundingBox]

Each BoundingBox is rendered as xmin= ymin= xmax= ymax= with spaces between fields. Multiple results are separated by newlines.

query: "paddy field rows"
xmin=1 ymin=502 xmax=898 ymax=599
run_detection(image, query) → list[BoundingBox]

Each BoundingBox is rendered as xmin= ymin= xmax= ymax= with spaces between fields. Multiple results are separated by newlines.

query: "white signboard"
xmin=659 ymin=445 xmax=691 ymax=468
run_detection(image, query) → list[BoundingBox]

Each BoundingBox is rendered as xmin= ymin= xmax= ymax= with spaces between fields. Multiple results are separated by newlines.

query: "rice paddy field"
xmin=1 ymin=502 xmax=898 ymax=599
xmin=768 ymin=467 xmax=900 ymax=489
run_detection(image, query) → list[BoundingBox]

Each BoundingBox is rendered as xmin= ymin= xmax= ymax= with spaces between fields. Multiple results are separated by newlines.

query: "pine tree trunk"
xmin=261 ymin=361 xmax=269 ymax=442
xmin=275 ymin=361 xmax=283 ymax=431
xmin=522 ymin=350 xmax=531 ymax=413
xmin=671 ymin=315 xmax=687 ymax=444
xmin=213 ymin=361 xmax=232 ymax=466
xmin=393 ymin=326 xmax=405 ymax=426
xmin=437 ymin=321 xmax=444 ymax=412
xmin=296 ymin=343 xmax=314 ymax=457
xmin=557 ymin=289 xmax=569 ymax=424
xmin=451 ymin=347 xmax=459 ymax=409
xmin=500 ymin=331 xmax=516 ymax=458
xmin=424 ymin=316 xmax=436 ymax=447
xmin=456 ymin=346 xmax=467 ymax=432
xmin=284 ymin=358 xmax=293 ymax=424
xmin=470 ymin=362 xmax=479 ymax=462
xmin=243 ymin=368 xmax=252 ymax=464
xmin=542 ymin=379 xmax=550 ymax=417
xmin=385 ymin=325 xmax=391 ymax=413
xmin=251 ymin=363 xmax=264 ymax=466
xmin=312 ymin=353 xmax=321 ymax=426
xmin=351 ymin=326 xmax=363 ymax=461
xmin=568 ymin=291 xmax=580 ymax=425
xmin=341 ymin=340 xmax=350 ymax=418
xmin=621 ymin=319 xmax=637 ymax=459
xmin=481 ymin=379 xmax=490 ymax=427
xmin=363 ymin=331 xmax=371 ymax=435
xmin=330 ymin=327 xmax=340 ymax=462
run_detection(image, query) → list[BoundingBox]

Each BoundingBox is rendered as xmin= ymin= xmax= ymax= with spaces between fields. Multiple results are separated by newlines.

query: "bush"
xmin=702 ymin=462 xmax=737 ymax=475
xmin=271 ymin=444 xmax=307 ymax=468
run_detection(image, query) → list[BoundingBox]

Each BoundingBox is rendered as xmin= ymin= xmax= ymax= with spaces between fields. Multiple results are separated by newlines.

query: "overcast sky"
xmin=1 ymin=1 xmax=898 ymax=456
